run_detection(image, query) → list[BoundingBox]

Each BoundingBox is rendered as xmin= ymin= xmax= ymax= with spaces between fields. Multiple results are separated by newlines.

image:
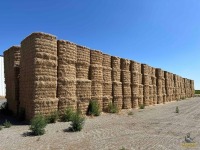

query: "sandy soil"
xmin=0 ymin=97 xmax=200 ymax=150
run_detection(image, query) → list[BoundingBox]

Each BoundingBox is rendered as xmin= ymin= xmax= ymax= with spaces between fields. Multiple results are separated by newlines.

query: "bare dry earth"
xmin=1 ymin=97 xmax=200 ymax=150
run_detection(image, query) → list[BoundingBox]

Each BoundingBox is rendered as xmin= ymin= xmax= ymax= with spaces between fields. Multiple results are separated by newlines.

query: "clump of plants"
xmin=107 ymin=102 xmax=118 ymax=113
xmin=47 ymin=111 xmax=59 ymax=123
xmin=30 ymin=114 xmax=47 ymax=136
xmin=176 ymin=106 xmax=179 ymax=113
xmin=69 ymin=111 xmax=85 ymax=132
xmin=139 ymin=104 xmax=145 ymax=109
xmin=128 ymin=111 xmax=134 ymax=115
xmin=61 ymin=107 xmax=74 ymax=122
xmin=87 ymin=100 xmax=101 ymax=116
xmin=3 ymin=120 xmax=12 ymax=128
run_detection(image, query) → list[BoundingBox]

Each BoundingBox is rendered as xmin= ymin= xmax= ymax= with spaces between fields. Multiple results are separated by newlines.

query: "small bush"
xmin=87 ymin=100 xmax=101 ymax=116
xmin=30 ymin=115 xmax=47 ymax=136
xmin=3 ymin=120 xmax=12 ymax=128
xmin=0 ymin=126 xmax=2 ymax=130
xmin=69 ymin=112 xmax=85 ymax=132
xmin=47 ymin=111 xmax=59 ymax=123
xmin=119 ymin=147 xmax=127 ymax=150
xmin=176 ymin=106 xmax=179 ymax=113
xmin=108 ymin=102 xmax=118 ymax=113
xmin=139 ymin=104 xmax=145 ymax=109
xmin=61 ymin=107 xmax=74 ymax=122
xmin=128 ymin=111 xmax=134 ymax=115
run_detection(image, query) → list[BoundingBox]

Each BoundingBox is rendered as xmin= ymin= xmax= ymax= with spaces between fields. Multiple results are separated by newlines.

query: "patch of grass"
xmin=30 ymin=114 xmax=47 ymax=136
xmin=3 ymin=120 xmax=12 ymax=128
xmin=87 ymin=100 xmax=101 ymax=116
xmin=195 ymin=90 xmax=200 ymax=94
xmin=61 ymin=107 xmax=74 ymax=122
xmin=119 ymin=147 xmax=127 ymax=150
xmin=128 ymin=111 xmax=134 ymax=115
xmin=69 ymin=112 xmax=85 ymax=132
xmin=176 ymin=106 xmax=179 ymax=113
xmin=139 ymin=104 xmax=145 ymax=109
xmin=107 ymin=102 xmax=118 ymax=113
xmin=47 ymin=111 xmax=59 ymax=123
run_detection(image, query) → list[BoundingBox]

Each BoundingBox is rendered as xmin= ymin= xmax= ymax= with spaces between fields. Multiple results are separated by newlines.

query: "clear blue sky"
xmin=0 ymin=0 xmax=199 ymax=89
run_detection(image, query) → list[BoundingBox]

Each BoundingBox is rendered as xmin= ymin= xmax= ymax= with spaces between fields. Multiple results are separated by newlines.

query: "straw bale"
xmin=143 ymin=74 xmax=149 ymax=85
xmin=76 ymin=79 xmax=91 ymax=99
xmin=139 ymin=73 xmax=143 ymax=84
xmin=103 ymin=67 xmax=112 ymax=82
xmin=113 ymin=96 xmax=123 ymax=110
xmin=143 ymin=85 xmax=149 ymax=106
xmin=142 ymin=64 xmax=149 ymax=75
xmin=112 ymin=69 xmax=121 ymax=82
xmin=122 ymin=83 xmax=131 ymax=97
xmin=123 ymin=96 xmax=132 ymax=109
xmin=90 ymin=50 xmax=103 ymax=65
xmin=57 ymin=79 xmax=76 ymax=98
xmin=77 ymin=45 xmax=90 ymax=64
xmin=89 ymin=65 xmax=103 ymax=81
xmin=131 ymin=71 xmax=139 ymax=85
xmin=57 ymin=40 xmax=77 ymax=64
xmin=91 ymin=96 xmax=103 ymax=111
xmin=111 ymin=56 xmax=120 ymax=69
xmin=58 ymin=64 xmax=76 ymax=79
xmin=132 ymin=97 xmax=138 ymax=108
xmin=58 ymin=97 xmax=77 ymax=113
xmin=157 ymin=95 xmax=163 ymax=104
xmin=77 ymin=99 xmax=89 ymax=115
xmin=76 ymin=63 xmax=90 ymax=79
xmin=103 ymin=82 xmax=112 ymax=96
xmin=103 ymin=96 xmax=112 ymax=111
xmin=120 ymin=58 xmax=130 ymax=70
xmin=103 ymin=54 xmax=111 ymax=67
xmin=138 ymin=84 xmax=144 ymax=105
xmin=91 ymin=81 xmax=103 ymax=97
xmin=112 ymin=81 xmax=122 ymax=96
xmin=130 ymin=60 xmax=139 ymax=72
xmin=121 ymin=70 xmax=131 ymax=83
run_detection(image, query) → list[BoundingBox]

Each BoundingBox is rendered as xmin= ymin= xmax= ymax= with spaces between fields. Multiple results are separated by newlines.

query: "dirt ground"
xmin=0 ymin=97 xmax=200 ymax=150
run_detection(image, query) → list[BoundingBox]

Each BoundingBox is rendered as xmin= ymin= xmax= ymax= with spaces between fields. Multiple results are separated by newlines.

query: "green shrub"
xmin=195 ymin=90 xmax=200 ymax=94
xmin=108 ymin=102 xmax=118 ymax=113
xmin=176 ymin=106 xmax=179 ymax=113
xmin=69 ymin=112 xmax=85 ymax=132
xmin=61 ymin=107 xmax=74 ymax=122
xmin=119 ymin=147 xmax=126 ymax=150
xmin=0 ymin=126 xmax=2 ymax=130
xmin=128 ymin=111 xmax=134 ymax=115
xmin=47 ymin=111 xmax=59 ymax=123
xmin=87 ymin=100 xmax=101 ymax=116
xmin=3 ymin=120 xmax=12 ymax=128
xmin=139 ymin=104 xmax=145 ymax=109
xmin=30 ymin=115 xmax=47 ymax=135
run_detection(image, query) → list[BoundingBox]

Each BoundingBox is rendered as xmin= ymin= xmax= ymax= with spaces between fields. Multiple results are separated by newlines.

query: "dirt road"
xmin=0 ymin=97 xmax=200 ymax=150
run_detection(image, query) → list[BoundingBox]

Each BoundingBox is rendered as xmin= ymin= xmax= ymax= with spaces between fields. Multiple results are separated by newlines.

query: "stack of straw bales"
xmin=76 ymin=45 xmax=91 ymax=114
xmin=102 ymin=54 xmax=112 ymax=111
xmin=130 ymin=61 xmax=140 ymax=108
xmin=190 ymin=80 xmax=194 ymax=97
xmin=156 ymin=68 xmax=163 ymax=104
xmin=111 ymin=56 xmax=122 ymax=110
xmin=148 ymin=67 xmax=154 ymax=105
xmin=121 ymin=58 xmax=131 ymax=109
xmin=142 ymin=64 xmax=150 ymax=106
xmin=151 ymin=67 xmax=157 ymax=105
xmin=57 ymin=40 xmax=77 ymax=113
xmin=89 ymin=50 xmax=103 ymax=110
xmin=162 ymin=70 xmax=166 ymax=103
xmin=4 ymin=46 xmax=20 ymax=115
xmin=20 ymin=33 xmax=58 ymax=120
xmin=138 ymin=63 xmax=144 ymax=106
